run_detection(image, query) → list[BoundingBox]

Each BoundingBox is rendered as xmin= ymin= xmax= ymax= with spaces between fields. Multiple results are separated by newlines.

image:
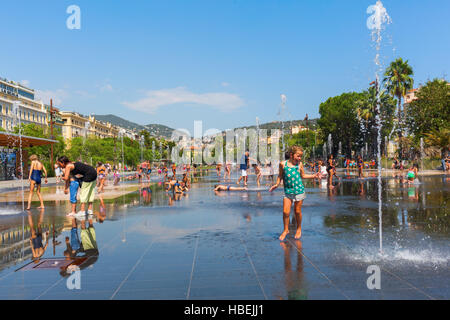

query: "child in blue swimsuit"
xmin=27 ymin=154 xmax=48 ymax=210
xmin=270 ymin=146 xmax=319 ymax=241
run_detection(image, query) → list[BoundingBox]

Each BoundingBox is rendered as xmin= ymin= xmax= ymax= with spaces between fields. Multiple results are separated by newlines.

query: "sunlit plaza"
xmin=0 ymin=1 xmax=449 ymax=302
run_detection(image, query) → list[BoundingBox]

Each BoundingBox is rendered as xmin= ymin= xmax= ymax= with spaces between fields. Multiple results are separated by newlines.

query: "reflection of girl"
xmin=27 ymin=155 xmax=47 ymax=210
xmin=280 ymin=241 xmax=307 ymax=300
xmin=28 ymin=210 xmax=48 ymax=262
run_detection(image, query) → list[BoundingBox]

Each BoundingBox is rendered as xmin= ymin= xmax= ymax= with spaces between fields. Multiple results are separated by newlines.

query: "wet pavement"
xmin=0 ymin=171 xmax=448 ymax=300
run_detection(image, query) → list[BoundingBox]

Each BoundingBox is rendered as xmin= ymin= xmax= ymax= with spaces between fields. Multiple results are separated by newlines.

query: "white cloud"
xmin=75 ymin=90 xmax=96 ymax=99
xmin=221 ymin=82 xmax=230 ymax=87
xmin=20 ymin=80 xmax=30 ymax=87
xmin=122 ymin=87 xmax=245 ymax=114
xmin=35 ymin=89 xmax=69 ymax=105
xmin=100 ymin=83 xmax=113 ymax=92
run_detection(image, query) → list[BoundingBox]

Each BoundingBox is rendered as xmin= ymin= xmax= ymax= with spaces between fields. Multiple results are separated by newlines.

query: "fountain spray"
xmin=280 ymin=94 xmax=287 ymax=154
xmin=367 ymin=0 xmax=391 ymax=253
xmin=12 ymin=102 xmax=25 ymax=212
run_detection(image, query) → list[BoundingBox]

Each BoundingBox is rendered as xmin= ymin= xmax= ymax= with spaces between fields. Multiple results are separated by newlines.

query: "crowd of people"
xmin=23 ymin=145 xmax=448 ymax=251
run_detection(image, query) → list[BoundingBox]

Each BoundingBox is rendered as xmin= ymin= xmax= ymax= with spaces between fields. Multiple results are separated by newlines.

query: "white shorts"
xmin=284 ymin=193 xmax=306 ymax=202
xmin=241 ymin=169 xmax=247 ymax=177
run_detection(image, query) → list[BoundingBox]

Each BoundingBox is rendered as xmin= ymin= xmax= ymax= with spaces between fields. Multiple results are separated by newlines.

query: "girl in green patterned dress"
xmin=269 ymin=146 xmax=320 ymax=241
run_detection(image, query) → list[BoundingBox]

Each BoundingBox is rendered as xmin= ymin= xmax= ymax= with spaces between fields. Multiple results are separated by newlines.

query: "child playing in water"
xmin=269 ymin=145 xmax=320 ymax=241
xmin=357 ymin=155 xmax=364 ymax=178
xmin=66 ymin=173 xmax=81 ymax=217
xmin=113 ymin=170 xmax=120 ymax=185
xmin=214 ymin=184 xmax=248 ymax=191
xmin=182 ymin=173 xmax=190 ymax=188
xmin=406 ymin=163 xmax=419 ymax=184
xmin=252 ymin=163 xmax=262 ymax=187
xmin=318 ymin=160 xmax=327 ymax=178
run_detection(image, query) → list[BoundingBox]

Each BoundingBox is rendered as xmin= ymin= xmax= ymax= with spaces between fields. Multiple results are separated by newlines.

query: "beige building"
xmin=404 ymin=89 xmax=419 ymax=104
xmin=0 ymin=77 xmax=47 ymax=131
xmin=60 ymin=112 xmax=121 ymax=141
xmin=88 ymin=115 xmax=119 ymax=139
xmin=291 ymin=125 xmax=308 ymax=134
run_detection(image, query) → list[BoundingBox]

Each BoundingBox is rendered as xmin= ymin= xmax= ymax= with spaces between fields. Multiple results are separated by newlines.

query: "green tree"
xmin=383 ymin=58 xmax=414 ymax=157
xmin=405 ymin=79 xmax=450 ymax=141
xmin=318 ymin=92 xmax=363 ymax=157
xmin=13 ymin=123 xmax=66 ymax=175
xmin=424 ymin=127 xmax=450 ymax=158
xmin=286 ymin=129 xmax=320 ymax=159
xmin=358 ymin=85 xmax=396 ymax=156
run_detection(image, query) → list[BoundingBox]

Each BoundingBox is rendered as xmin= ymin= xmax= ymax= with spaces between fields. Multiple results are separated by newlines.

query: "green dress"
xmin=283 ymin=161 xmax=305 ymax=195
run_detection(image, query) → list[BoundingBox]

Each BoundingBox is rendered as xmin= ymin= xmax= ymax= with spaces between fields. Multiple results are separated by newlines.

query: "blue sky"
xmin=1 ymin=0 xmax=449 ymax=133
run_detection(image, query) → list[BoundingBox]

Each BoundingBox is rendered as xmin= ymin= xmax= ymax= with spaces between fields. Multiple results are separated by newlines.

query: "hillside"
xmin=92 ymin=114 xmax=317 ymax=139
xmin=93 ymin=114 xmax=146 ymax=131
xmin=230 ymin=119 xmax=318 ymax=132
xmin=144 ymin=124 xmax=175 ymax=138
xmin=93 ymin=114 xmax=175 ymax=138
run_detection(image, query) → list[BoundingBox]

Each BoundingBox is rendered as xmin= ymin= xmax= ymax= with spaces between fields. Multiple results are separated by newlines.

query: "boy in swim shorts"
xmin=67 ymin=173 xmax=81 ymax=217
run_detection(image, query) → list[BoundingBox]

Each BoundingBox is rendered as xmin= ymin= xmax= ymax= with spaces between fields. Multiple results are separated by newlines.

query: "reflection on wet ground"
xmin=0 ymin=171 xmax=448 ymax=300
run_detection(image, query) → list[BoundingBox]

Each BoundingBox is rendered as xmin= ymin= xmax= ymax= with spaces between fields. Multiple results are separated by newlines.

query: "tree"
xmin=405 ymin=79 xmax=450 ymax=141
xmin=12 ymin=123 xmax=66 ymax=176
xmin=424 ymin=127 xmax=450 ymax=158
xmin=318 ymin=92 xmax=363 ymax=157
xmin=383 ymin=58 xmax=414 ymax=157
xmin=286 ymin=130 xmax=320 ymax=160
xmin=358 ymin=85 xmax=396 ymax=156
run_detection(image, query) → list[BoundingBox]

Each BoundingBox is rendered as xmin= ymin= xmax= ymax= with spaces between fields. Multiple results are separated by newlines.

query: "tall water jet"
xmin=420 ymin=137 xmax=424 ymax=171
xmin=256 ymin=117 xmax=260 ymax=159
xmin=323 ymin=142 xmax=327 ymax=161
xmin=152 ymin=141 xmax=155 ymax=162
xmin=82 ymin=121 xmax=91 ymax=162
xmin=139 ymin=135 xmax=144 ymax=163
xmin=367 ymin=0 xmax=391 ymax=253
xmin=328 ymin=134 xmax=332 ymax=156
xmin=12 ymin=102 xmax=25 ymax=212
xmin=119 ymin=128 xmax=125 ymax=181
xmin=280 ymin=94 xmax=287 ymax=154
xmin=338 ymin=141 xmax=342 ymax=167
xmin=385 ymin=135 xmax=389 ymax=169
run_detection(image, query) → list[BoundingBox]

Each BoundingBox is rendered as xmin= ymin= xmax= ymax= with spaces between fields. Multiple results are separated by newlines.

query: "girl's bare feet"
xmin=279 ymin=230 xmax=289 ymax=241
xmin=294 ymin=229 xmax=302 ymax=239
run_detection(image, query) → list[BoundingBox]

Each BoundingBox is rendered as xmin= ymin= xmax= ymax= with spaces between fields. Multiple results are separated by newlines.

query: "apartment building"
xmin=0 ymin=77 xmax=47 ymax=131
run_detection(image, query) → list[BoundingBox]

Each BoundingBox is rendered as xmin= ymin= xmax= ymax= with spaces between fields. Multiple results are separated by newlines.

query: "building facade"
xmin=404 ymin=89 xmax=419 ymax=104
xmin=60 ymin=112 xmax=125 ymax=141
xmin=0 ymin=77 xmax=47 ymax=131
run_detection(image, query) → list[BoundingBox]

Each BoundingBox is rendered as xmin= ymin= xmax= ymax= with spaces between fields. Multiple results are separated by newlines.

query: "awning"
xmin=0 ymin=132 xmax=58 ymax=148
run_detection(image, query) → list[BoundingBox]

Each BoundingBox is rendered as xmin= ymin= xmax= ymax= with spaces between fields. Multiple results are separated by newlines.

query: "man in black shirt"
xmin=58 ymin=156 xmax=97 ymax=215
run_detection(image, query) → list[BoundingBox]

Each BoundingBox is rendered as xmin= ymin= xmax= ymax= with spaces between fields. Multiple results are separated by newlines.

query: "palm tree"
xmin=424 ymin=127 xmax=450 ymax=158
xmin=383 ymin=58 xmax=414 ymax=158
